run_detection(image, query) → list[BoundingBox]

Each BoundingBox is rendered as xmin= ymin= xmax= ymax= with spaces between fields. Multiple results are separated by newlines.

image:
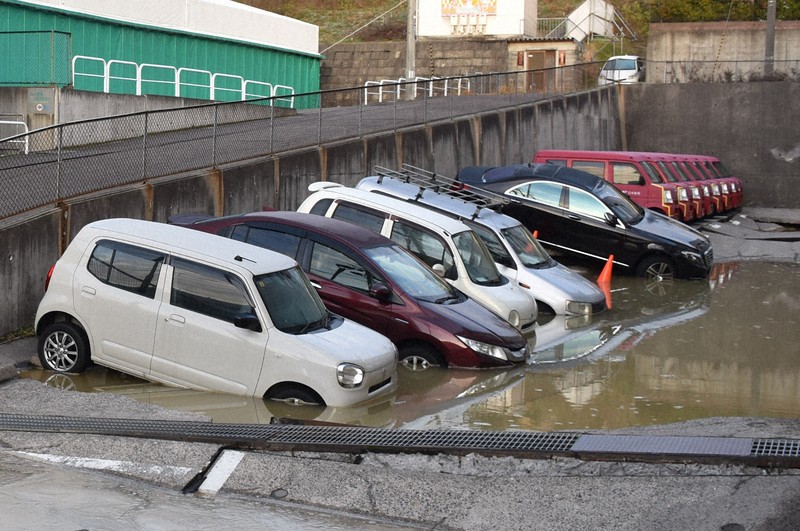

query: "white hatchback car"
xmin=598 ymin=55 xmax=645 ymax=86
xmin=297 ymin=182 xmax=539 ymax=336
xmin=34 ymin=218 xmax=397 ymax=407
xmin=356 ymin=173 xmax=607 ymax=316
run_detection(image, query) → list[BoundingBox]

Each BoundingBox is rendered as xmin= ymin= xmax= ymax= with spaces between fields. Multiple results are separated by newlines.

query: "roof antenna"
xmin=235 ymin=255 xmax=256 ymax=263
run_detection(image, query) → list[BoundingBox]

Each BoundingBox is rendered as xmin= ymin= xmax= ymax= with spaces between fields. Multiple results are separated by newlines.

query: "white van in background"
xmin=598 ymin=55 xmax=645 ymax=86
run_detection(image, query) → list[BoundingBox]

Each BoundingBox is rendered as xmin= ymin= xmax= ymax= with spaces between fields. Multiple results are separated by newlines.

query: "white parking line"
xmin=197 ymin=449 xmax=246 ymax=495
xmin=14 ymin=451 xmax=193 ymax=476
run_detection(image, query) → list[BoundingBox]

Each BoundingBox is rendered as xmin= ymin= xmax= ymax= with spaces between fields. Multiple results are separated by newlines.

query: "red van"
xmin=696 ymin=155 xmax=742 ymax=210
xmin=532 ymin=150 xmax=695 ymax=222
xmin=645 ymin=153 xmax=707 ymax=219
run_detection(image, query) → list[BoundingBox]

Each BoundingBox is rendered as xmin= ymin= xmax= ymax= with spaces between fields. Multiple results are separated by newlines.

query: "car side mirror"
xmin=369 ymin=282 xmax=392 ymax=302
xmin=234 ymin=314 xmax=262 ymax=332
xmin=431 ymin=263 xmax=446 ymax=278
xmin=604 ymin=212 xmax=619 ymax=227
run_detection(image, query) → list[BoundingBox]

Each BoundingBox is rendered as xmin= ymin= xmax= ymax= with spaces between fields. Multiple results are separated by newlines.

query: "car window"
xmin=641 ymin=161 xmax=664 ymax=183
xmin=572 ymin=160 xmax=605 ymax=178
xmin=544 ymin=158 xmax=566 ymax=167
xmin=611 ymin=162 xmax=643 ymax=185
xmin=467 ymin=221 xmax=515 ymax=269
xmin=331 ymin=202 xmax=385 ymax=234
xmin=255 ymin=266 xmax=330 ymax=334
xmin=501 ymin=224 xmax=550 ymax=268
xmin=655 ymin=161 xmax=679 ymax=182
xmin=307 ymin=197 xmax=333 ymax=216
xmin=233 ymin=225 xmax=301 ymax=259
xmin=170 ymin=257 xmax=256 ymax=324
xmin=365 ymin=244 xmax=456 ymax=302
xmin=309 ymin=241 xmax=374 ymax=292
xmin=452 ymin=230 xmax=505 ymax=285
xmin=526 ymin=182 xmax=564 ymax=208
xmin=87 ymin=240 xmax=164 ymax=299
xmin=566 ymin=187 xmax=609 ymax=220
xmin=390 ymin=220 xmax=456 ymax=280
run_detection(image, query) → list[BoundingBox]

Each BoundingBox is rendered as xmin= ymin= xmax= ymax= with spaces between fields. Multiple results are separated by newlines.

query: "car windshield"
xmin=452 ymin=230 xmax=506 ymax=286
xmin=365 ymin=244 xmax=459 ymax=303
xmin=607 ymin=58 xmax=637 ymax=71
xmin=254 ymin=266 xmax=330 ymax=334
xmin=501 ymin=224 xmax=552 ymax=268
xmin=592 ymin=179 xmax=644 ymax=224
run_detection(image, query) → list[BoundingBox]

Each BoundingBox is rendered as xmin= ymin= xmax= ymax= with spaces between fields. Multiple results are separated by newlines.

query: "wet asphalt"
xmin=1 ymin=207 xmax=800 ymax=530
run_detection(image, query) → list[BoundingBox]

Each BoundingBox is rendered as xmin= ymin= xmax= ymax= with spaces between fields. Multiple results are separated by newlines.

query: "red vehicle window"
xmin=611 ymin=162 xmax=643 ymax=185
xmin=572 ymin=160 xmax=605 ymax=178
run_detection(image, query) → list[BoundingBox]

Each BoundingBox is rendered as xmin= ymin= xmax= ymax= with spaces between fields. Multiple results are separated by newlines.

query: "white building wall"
xmin=417 ymin=0 xmax=537 ymax=39
xmin=16 ymin=0 xmax=319 ymax=55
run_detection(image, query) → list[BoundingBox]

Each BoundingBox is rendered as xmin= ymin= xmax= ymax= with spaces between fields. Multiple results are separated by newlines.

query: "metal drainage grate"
xmin=0 ymin=413 xmax=579 ymax=457
xmin=751 ymin=438 xmax=800 ymax=457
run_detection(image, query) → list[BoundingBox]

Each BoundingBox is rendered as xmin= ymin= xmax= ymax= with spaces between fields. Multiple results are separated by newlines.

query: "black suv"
xmin=456 ymin=163 xmax=713 ymax=283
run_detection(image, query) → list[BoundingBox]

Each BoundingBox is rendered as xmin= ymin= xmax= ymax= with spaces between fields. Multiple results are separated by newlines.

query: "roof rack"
xmin=372 ymin=164 xmax=511 ymax=217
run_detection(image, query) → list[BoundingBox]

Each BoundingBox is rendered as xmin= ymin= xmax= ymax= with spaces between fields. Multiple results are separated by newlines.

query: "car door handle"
xmin=166 ymin=314 xmax=186 ymax=325
xmin=567 ymin=214 xmax=581 ymax=221
xmin=81 ymin=286 xmax=96 ymax=296
xmin=310 ymin=281 xmax=322 ymax=290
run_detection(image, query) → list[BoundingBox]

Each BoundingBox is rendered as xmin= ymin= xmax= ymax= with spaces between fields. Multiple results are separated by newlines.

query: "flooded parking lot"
xmin=20 ymin=261 xmax=800 ymax=431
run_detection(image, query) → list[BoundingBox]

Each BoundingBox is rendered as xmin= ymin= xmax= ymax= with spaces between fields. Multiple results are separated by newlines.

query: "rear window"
xmin=231 ymin=225 xmax=301 ymax=259
xmin=87 ymin=240 xmax=164 ymax=299
xmin=331 ymin=203 xmax=385 ymax=234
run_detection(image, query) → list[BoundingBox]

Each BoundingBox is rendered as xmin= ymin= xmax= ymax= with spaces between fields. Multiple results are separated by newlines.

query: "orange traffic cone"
xmin=597 ymin=254 xmax=614 ymax=309
xmin=532 ymin=230 xmax=539 ymax=239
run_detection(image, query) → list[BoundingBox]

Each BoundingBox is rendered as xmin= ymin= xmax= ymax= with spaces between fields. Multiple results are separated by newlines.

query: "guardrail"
xmin=0 ymin=121 xmax=28 ymax=155
xmin=72 ymin=55 xmax=296 ymax=106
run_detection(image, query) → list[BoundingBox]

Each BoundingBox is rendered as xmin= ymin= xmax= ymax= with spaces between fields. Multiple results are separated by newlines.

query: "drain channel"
xmin=1 ymin=413 xmax=799 ymax=467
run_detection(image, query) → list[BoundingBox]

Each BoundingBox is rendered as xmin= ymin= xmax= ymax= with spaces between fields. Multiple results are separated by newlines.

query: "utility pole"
xmin=405 ymin=0 xmax=416 ymax=99
xmin=765 ymin=0 xmax=776 ymax=76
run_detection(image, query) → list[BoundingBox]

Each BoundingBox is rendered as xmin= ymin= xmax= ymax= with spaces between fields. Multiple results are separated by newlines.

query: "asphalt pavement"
xmin=1 ymin=207 xmax=799 ymax=530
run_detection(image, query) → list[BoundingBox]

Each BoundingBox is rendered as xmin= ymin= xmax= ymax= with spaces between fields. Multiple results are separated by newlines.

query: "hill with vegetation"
xmin=238 ymin=0 xmax=799 ymax=58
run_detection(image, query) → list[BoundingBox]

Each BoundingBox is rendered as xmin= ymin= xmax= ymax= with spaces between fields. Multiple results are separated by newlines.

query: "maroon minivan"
xmin=177 ymin=211 xmax=531 ymax=370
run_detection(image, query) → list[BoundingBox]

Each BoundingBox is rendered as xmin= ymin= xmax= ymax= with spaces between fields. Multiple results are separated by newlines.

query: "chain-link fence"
xmin=0 ymin=64 xmax=603 ymax=220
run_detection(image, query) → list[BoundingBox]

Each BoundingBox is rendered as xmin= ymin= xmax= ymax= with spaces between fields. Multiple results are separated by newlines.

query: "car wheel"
xmin=38 ymin=322 xmax=91 ymax=373
xmin=399 ymin=345 xmax=443 ymax=371
xmin=636 ymin=255 xmax=676 ymax=292
xmin=267 ymin=386 xmax=324 ymax=406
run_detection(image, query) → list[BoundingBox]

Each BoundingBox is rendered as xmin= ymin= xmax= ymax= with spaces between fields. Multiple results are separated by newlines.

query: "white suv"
xmin=356 ymin=172 xmax=607 ymax=316
xmin=297 ymin=183 xmax=538 ymax=336
xmin=35 ymin=218 xmax=397 ymax=407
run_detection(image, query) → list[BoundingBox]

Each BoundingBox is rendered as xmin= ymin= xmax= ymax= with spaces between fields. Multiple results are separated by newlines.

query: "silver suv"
xmin=356 ymin=166 xmax=607 ymax=316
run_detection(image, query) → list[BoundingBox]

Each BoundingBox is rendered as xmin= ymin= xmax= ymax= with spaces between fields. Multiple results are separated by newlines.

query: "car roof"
xmin=465 ymin=163 xmax=604 ymax=191
xmin=236 ymin=210 xmax=397 ymax=249
xmin=81 ymin=218 xmax=297 ymax=275
xmin=307 ymin=183 xmax=473 ymax=234
xmin=357 ymin=176 xmax=520 ymax=231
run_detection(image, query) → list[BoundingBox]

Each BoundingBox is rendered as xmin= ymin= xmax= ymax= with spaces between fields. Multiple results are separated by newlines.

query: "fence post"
xmin=56 ymin=125 xmax=63 ymax=201
xmin=212 ymin=105 xmax=218 ymax=168
xmin=142 ymin=113 xmax=148 ymax=179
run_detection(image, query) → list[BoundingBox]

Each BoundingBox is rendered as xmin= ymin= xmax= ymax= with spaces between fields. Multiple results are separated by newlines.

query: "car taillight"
xmin=44 ymin=264 xmax=55 ymax=291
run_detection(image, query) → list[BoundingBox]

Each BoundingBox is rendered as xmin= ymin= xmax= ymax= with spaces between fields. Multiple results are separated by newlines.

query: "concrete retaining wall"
xmin=622 ymin=81 xmax=800 ymax=208
xmin=0 ymin=88 xmax=618 ymax=335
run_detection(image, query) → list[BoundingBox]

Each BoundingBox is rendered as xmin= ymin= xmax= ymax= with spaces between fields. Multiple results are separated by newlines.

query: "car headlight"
xmin=678 ymin=188 xmax=689 ymax=202
xmin=337 ymin=363 xmax=364 ymax=388
xmin=711 ymin=184 xmax=721 ymax=196
xmin=691 ymin=187 xmax=700 ymax=199
xmin=507 ymin=309 xmax=520 ymax=329
xmin=566 ymin=300 xmax=593 ymax=315
xmin=664 ymin=190 xmax=674 ymax=204
xmin=702 ymin=185 xmax=710 ymax=195
xmin=457 ymin=335 xmax=511 ymax=361
xmin=721 ymin=183 xmax=730 ymax=194
xmin=681 ymin=251 xmax=704 ymax=264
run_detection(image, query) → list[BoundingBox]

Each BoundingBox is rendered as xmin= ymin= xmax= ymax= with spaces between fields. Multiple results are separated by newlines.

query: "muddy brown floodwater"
xmin=21 ymin=261 xmax=800 ymax=431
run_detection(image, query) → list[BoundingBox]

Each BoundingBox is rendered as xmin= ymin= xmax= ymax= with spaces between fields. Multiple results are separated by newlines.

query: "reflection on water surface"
xmin=21 ymin=262 xmax=800 ymax=431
